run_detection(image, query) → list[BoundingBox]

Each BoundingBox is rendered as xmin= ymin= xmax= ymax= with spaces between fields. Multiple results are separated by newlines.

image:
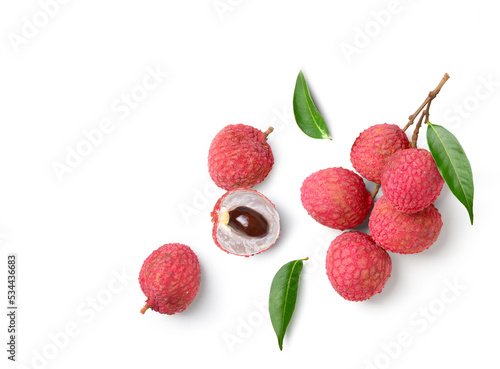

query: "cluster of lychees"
xmin=301 ymin=123 xmax=444 ymax=301
xmin=137 ymin=120 xmax=446 ymax=316
xmin=138 ymin=73 xmax=456 ymax=316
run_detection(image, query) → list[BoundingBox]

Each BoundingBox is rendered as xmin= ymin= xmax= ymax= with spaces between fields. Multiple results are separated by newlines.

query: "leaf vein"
xmin=279 ymin=260 xmax=300 ymax=337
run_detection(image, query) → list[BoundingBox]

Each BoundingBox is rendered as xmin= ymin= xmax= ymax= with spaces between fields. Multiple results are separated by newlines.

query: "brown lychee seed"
xmin=211 ymin=189 xmax=280 ymax=256
xmin=228 ymin=206 xmax=269 ymax=238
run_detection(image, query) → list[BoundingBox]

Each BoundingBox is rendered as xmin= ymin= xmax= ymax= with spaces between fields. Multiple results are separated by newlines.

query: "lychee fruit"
xmin=211 ymin=189 xmax=280 ymax=256
xmin=350 ymin=123 xmax=410 ymax=183
xmin=381 ymin=148 xmax=444 ymax=213
xmin=139 ymin=243 xmax=201 ymax=315
xmin=326 ymin=231 xmax=392 ymax=302
xmin=300 ymin=167 xmax=373 ymax=230
xmin=208 ymin=124 xmax=274 ymax=190
xmin=369 ymin=196 xmax=443 ymax=254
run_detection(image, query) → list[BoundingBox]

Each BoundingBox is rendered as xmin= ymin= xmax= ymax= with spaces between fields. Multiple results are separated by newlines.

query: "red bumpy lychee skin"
xmin=381 ymin=148 xmax=444 ymax=213
xmin=350 ymin=123 xmax=410 ymax=183
xmin=139 ymin=243 xmax=200 ymax=315
xmin=301 ymin=167 xmax=373 ymax=230
xmin=326 ymin=231 xmax=392 ymax=302
xmin=369 ymin=196 xmax=443 ymax=254
xmin=208 ymin=124 xmax=274 ymax=191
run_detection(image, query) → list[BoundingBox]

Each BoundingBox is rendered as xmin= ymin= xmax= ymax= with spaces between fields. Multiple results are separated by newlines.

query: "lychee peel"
xmin=301 ymin=167 xmax=373 ymax=230
xmin=369 ymin=196 xmax=443 ymax=254
xmin=381 ymin=148 xmax=444 ymax=213
xmin=326 ymin=231 xmax=392 ymax=302
xmin=139 ymin=243 xmax=200 ymax=315
xmin=211 ymin=189 xmax=280 ymax=257
xmin=208 ymin=124 xmax=274 ymax=190
xmin=350 ymin=123 xmax=410 ymax=183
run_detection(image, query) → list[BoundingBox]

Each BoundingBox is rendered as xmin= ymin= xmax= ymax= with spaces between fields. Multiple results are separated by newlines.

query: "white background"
xmin=1 ymin=1 xmax=499 ymax=368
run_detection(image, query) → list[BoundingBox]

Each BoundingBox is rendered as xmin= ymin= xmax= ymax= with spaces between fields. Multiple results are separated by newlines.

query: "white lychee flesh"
xmin=213 ymin=190 xmax=280 ymax=256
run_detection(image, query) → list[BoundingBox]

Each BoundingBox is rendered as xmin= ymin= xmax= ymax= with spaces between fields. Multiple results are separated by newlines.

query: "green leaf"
xmin=293 ymin=70 xmax=331 ymax=139
xmin=426 ymin=122 xmax=474 ymax=224
xmin=269 ymin=258 xmax=308 ymax=351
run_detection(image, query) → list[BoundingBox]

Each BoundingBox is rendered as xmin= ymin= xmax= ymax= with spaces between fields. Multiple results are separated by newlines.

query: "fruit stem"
xmin=263 ymin=127 xmax=274 ymax=138
xmin=370 ymin=183 xmax=381 ymax=199
xmin=410 ymin=106 xmax=428 ymax=149
xmin=403 ymin=73 xmax=450 ymax=134
xmin=140 ymin=303 xmax=150 ymax=314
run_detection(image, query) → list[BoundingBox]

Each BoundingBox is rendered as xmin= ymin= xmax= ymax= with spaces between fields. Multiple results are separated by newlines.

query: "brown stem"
xmin=263 ymin=127 xmax=274 ymax=138
xmin=410 ymin=106 xmax=428 ymax=148
xmin=424 ymin=99 xmax=432 ymax=124
xmin=403 ymin=73 xmax=450 ymax=133
xmin=140 ymin=303 xmax=150 ymax=314
xmin=371 ymin=183 xmax=381 ymax=199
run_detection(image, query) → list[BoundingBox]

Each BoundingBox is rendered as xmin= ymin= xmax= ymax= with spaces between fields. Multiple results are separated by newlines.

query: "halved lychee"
xmin=211 ymin=189 xmax=280 ymax=257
